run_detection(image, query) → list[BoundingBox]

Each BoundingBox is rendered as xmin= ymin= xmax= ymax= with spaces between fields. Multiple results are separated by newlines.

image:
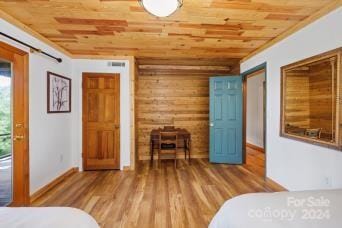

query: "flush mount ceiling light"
xmin=139 ymin=0 xmax=183 ymax=17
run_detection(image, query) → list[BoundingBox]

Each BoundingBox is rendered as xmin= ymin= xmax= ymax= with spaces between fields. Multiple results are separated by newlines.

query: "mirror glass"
xmin=283 ymin=56 xmax=338 ymax=144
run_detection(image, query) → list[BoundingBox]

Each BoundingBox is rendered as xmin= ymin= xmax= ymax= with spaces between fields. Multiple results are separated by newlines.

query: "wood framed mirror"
xmin=280 ymin=48 xmax=342 ymax=150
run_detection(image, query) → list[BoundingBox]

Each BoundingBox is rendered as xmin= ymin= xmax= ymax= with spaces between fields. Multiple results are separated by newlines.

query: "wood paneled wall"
xmin=137 ymin=74 xmax=211 ymax=160
xmin=135 ymin=58 xmax=240 ymax=160
xmin=284 ymin=59 xmax=336 ymax=136
xmin=309 ymin=62 xmax=336 ymax=135
xmin=136 ymin=58 xmax=240 ymax=160
xmin=285 ymin=70 xmax=310 ymax=128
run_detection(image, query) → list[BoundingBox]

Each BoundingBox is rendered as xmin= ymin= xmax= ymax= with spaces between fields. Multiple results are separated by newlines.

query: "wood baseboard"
xmin=246 ymin=142 xmax=265 ymax=153
xmin=30 ymin=167 xmax=79 ymax=203
xmin=123 ymin=166 xmax=132 ymax=171
xmin=139 ymin=153 xmax=209 ymax=161
xmin=266 ymin=177 xmax=287 ymax=191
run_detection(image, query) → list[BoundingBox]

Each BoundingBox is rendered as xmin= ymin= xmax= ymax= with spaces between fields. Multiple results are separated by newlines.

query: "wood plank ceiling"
xmin=0 ymin=0 xmax=338 ymax=60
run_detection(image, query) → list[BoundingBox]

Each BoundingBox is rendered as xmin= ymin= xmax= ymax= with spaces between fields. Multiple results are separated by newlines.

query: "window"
xmin=281 ymin=48 xmax=341 ymax=150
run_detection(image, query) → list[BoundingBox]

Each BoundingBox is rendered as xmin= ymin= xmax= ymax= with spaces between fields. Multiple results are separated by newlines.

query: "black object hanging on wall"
xmin=0 ymin=32 xmax=62 ymax=63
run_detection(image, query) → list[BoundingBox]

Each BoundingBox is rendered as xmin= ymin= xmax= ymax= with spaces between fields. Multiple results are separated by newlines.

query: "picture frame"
xmin=280 ymin=48 xmax=341 ymax=150
xmin=47 ymin=71 xmax=71 ymax=113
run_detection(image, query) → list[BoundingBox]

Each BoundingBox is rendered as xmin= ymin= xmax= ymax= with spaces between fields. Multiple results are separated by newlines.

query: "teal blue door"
xmin=209 ymin=76 xmax=243 ymax=164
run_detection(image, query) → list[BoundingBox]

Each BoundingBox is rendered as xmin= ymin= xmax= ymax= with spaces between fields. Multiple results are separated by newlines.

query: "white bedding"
xmin=210 ymin=189 xmax=342 ymax=228
xmin=0 ymin=207 xmax=99 ymax=228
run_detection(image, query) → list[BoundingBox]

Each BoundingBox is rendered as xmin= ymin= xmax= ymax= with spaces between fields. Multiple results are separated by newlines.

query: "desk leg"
xmin=184 ymin=139 xmax=187 ymax=160
xmin=188 ymin=138 xmax=191 ymax=164
xmin=150 ymin=140 xmax=153 ymax=164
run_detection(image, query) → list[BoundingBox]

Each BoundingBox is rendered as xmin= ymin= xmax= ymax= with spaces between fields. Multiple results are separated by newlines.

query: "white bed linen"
xmin=210 ymin=189 xmax=342 ymax=228
xmin=0 ymin=207 xmax=99 ymax=228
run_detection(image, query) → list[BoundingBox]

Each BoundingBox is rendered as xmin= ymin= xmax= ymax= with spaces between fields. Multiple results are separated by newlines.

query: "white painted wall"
xmin=0 ymin=19 xmax=130 ymax=194
xmin=71 ymin=59 xmax=131 ymax=170
xmin=241 ymin=8 xmax=342 ymax=191
xmin=246 ymin=72 xmax=265 ymax=148
xmin=0 ymin=18 xmax=133 ymax=195
xmin=0 ymin=19 xmax=74 ymax=194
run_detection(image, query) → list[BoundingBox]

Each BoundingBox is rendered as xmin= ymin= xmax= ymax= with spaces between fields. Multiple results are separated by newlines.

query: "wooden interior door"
xmin=83 ymin=73 xmax=120 ymax=170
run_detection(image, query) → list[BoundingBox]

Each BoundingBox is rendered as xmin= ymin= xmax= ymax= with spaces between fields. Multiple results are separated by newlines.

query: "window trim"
xmin=280 ymin=47 xmax=342 ymax=151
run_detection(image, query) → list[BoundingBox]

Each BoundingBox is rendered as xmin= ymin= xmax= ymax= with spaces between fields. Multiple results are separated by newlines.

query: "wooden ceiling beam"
xmin=138 ymin=70 xmax=231 ymax=76
xmin=137 ymin=57 xmax=240 ymax=64
xmin=138 ymin=64 xmax=231 ymax=71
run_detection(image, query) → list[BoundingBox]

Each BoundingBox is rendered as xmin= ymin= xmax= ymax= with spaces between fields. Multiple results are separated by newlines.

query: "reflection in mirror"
xmin=0 ymin=60 xmax=12 ymax=206
xmin=281 ymin=49 xmax=341 ymax=149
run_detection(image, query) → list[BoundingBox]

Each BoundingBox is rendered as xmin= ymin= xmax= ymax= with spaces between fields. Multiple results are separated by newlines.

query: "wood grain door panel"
xmin=83 ymin=73 xmax=120 ymax=170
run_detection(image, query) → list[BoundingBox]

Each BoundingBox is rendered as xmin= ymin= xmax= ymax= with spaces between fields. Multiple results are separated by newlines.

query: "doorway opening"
xmin=0 ymin=42 xmax=29 ymax=206
xmin=243 ymin=66 xmax=266 ymax=178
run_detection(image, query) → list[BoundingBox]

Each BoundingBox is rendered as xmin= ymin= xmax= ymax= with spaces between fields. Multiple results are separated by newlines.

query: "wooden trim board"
xmin=246 ymin=143 xmax=265 ymax=153
xmin=241 ymin=0 xmax=342 ymax=63
xmin=123 ymin=166 xmax=132 ymax=171
xmin=139 ymin=153 xmax=208 ymax=161
xmin=242 ymin=75 xmax=247 ymax=164
xmin=0 ymin=8 xmax=71 ymax=58
xmin=246 ymin=69 xmax=265 ymax=79
xmin=30 ymin=167 xmax=79 ymax=203
xmin=1 ymin=3 xmax=340 ymax=63
xmin=72 ymin=55 xmax=135 ymax=61
xmin=280 ymin=48 xmax=342 ymax=150
xmin=129 ymin=57 xmax=137 ymax=171
xmin=266 ymin=177 xmax=288 ymax=191
xmin=242 ymin=63 xmax=267 ymax=177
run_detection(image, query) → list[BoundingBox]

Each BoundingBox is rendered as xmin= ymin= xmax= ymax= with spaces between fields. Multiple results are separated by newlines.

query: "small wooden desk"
xmin=150 ymin=128 xmax=191 ymax=162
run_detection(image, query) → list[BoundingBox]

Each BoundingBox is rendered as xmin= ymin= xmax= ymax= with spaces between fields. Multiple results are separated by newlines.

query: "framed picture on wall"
xmin=47 ymin=71 xmax=71 ymax=113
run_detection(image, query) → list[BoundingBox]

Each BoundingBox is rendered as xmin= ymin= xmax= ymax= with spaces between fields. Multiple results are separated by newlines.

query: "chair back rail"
xmin=158 ymin=131 xmax=178 ymax=168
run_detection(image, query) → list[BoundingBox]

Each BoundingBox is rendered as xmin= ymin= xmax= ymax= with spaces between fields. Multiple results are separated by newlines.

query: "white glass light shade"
xmin=140 ymin=0 xmax=183 ymax=17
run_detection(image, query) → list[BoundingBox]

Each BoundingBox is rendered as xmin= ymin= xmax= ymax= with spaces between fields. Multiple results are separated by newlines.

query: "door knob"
xmin=210 ymin=122 xmax=214 ymax=127
xmin=13 ymin=135 xmax=24 ymax=141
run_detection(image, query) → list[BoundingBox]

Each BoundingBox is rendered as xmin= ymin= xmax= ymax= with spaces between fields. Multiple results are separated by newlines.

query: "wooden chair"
xmin=158 ymin=131 xmax=178 ymax=168
xmin=163 ymin=126 xmax=175 ymax=131
xmin=305 ymin=128 xmax=322 ymax=139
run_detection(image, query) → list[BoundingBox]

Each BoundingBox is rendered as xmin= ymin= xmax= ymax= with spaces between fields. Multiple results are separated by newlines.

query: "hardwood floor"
xmin=32 ymin=159 xmax=283 ymax=228
xmin=245 ymin=146 xmax=265 ymax=177
xmin=0 ymin=156 xmax=12 ymax=206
